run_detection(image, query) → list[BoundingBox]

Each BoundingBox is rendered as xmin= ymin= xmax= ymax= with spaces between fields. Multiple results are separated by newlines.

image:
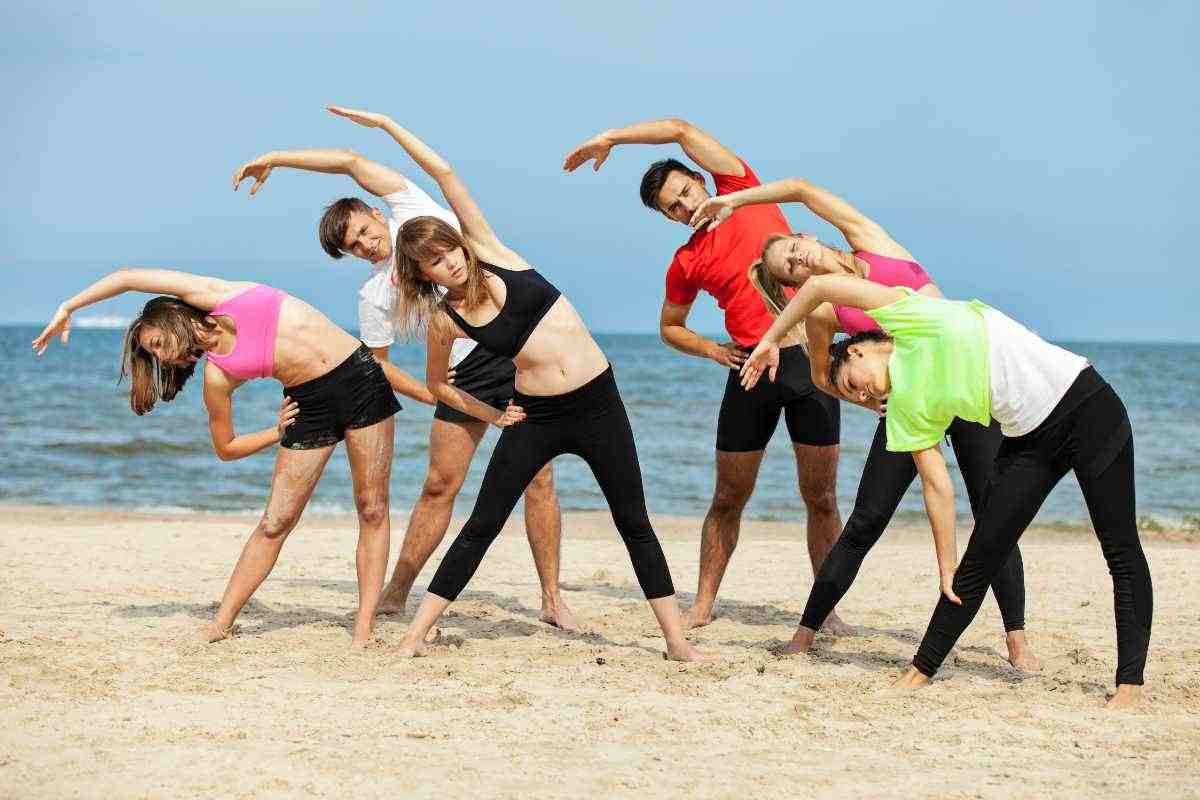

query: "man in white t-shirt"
xmin=232 ymin=147 xmax=576 ymax=629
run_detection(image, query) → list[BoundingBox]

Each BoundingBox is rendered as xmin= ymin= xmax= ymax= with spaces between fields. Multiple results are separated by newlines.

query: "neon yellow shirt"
xmin=866 ymin=289 xmax=992 ymax=452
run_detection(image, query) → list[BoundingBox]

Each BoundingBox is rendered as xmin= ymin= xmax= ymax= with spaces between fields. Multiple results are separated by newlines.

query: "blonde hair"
xmin=747 ymin=256 xmax=790 ymax=318
xmin=392 ymin=216 xmax=488 ymax=338
xmin=120 ymin=296 xmax=216 ymax=415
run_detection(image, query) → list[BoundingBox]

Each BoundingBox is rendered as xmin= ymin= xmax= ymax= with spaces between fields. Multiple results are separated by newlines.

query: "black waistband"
xmin=1027 ymin=365 xmax=1106 ymax=437
xmin=284 ymin=343 xmax=371 ymax=394
xmin=512 ymin=365 xmax=617 ymax=422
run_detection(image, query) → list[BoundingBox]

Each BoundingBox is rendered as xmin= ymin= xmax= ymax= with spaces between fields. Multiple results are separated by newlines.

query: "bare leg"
xmin=344 ymin=416 xmax=395 ymax=647
xmin=201 ymin=444 xmax=334 ymax=642
xmin=522 ymin=462 xmax=579 ymax=630
xmin=377 ymin=419 xmax=484 ymax=615
xmin=684 ymin=450 xmax=764 ymax=629
xmin=794 ymin=443 xmax=851 ymax=635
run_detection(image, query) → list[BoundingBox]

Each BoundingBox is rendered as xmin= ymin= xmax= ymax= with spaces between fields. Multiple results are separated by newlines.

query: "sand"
xmin=1 ymin=504 xmax=1197 ymax=799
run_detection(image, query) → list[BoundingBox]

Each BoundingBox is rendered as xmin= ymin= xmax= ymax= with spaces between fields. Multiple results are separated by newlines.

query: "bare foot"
xmin=374 ymin=584 xmax=408 ymax=617
xmin=781 ymin=626 xmax=816 ymax=656
xmin=821 ymin=611 xmax=853 ymax=637
xmin=887 ymin=666 xmax=931 ymax=693
xmin=665 ymin=641 xmax=720 ymax=663
xmin=539 ymin=597 xmax=582 ymax=632
xmin=350 ymin=634 xmax=385 ymax=650
xmin=1005 ymin=631 xmax=1042 ymax=672
xmin=198 ymin=622 xmax=234 ymax=644
xmin=682 ymin=605 xmax=714 ymax=630
xmin=1106 ymin=684 xmax=1143 ymax=709
xmin=392 ymin=627 xmax=441 ymax=658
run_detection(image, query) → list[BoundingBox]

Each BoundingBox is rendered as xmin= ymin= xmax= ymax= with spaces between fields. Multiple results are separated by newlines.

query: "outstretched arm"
xmin=563 ymin=117 xmax=743 ymax=177
xmin=32 ymin=269 xmax=241 ymax=355
xmin=327 ymin=106 xmax=518 ymax=264
xmin=202 ymin=366 xmax=291 ymax=461
xmin=368 ymin=345 xmax=437 ymax=405
xmin=232 ymin=149 xmax=407 ymax=198
xmin=689 ymin=177 xmax=910 ymax=258
xmin=913 ymin=445 xmax=962 ymax=605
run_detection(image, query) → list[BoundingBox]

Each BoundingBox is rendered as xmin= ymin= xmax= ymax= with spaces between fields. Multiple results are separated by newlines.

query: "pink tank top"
xmin=206 ymin=285 xmax=286 ymax=380
xmin=834 ymin=251 xmax=933 ymax=334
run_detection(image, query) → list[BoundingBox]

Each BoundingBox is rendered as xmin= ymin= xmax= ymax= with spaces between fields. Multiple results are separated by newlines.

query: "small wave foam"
xmin=73 ymin=314 xmax=132 ymax=329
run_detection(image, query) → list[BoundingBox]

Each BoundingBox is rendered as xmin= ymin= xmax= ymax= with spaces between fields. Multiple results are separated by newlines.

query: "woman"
xmin=689 ymin=179 xmax=1039 ymax=671
xmin=32 ymin=268 xmax=431 ymax=647
xmin=740 ymin=275 xmax=1151 ymax=708
xmin=325 ymin=104 xmax=712 ymax=662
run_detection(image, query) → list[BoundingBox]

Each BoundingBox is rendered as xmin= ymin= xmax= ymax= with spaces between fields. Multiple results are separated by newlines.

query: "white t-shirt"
xmin=983 ymin=308 xmax=1088 ymax=437
xmin=357 ymin=182 xmax=477 ymax=368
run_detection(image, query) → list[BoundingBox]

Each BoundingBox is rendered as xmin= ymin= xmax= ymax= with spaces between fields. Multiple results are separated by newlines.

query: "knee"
xmin=355 ymin=490 xmax=389 ymax=528
xmin=257 ymin=511 xmax=299 ymax=540
xmin=421 ymin=466 xmax=465 ymax=504
xmin=524 ymin=465 xmax=556 ymax=499
xmin=841 ymin=507 xmax=889 ymax=550
xmin=710 ymin=481 xmax=753 ymax=519
xmin=801 ymin=484 xmax=839 ymax=518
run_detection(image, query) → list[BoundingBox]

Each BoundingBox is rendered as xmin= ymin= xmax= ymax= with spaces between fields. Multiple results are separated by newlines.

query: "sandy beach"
xmin=1 ymin=504 xmax=1197 ymax=798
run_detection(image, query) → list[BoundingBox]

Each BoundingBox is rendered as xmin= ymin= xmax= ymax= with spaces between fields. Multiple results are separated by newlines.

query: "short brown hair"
xmin=392 ymin=216 xmax=488 ymax=339
xmin=318 ymin=197 xmax=373 ymax=259
xmin=120 ymin=296 xmax=216 ymax=415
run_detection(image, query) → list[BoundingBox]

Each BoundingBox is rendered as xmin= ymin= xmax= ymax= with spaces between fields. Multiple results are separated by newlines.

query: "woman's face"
xmin=835 ymin=344 xmax=890 ymax=403
xmin=765 ymin=233 xmax=827 ymax=285
xmin=137 ymin=324 xmax=201 ymax=367
xmin=419 ymin=245 xmax=469 ymax=289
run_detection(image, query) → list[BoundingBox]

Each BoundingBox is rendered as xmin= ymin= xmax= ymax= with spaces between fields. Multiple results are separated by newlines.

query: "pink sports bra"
xmin=206 ymin=284 xmax=286 ymax=380
xmin=834 ymin=251 xmax=933 ymax=334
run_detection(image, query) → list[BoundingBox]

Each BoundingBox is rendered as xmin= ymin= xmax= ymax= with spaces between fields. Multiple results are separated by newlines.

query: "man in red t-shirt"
xmin=564 ymin=118 xmax=846 ymax=631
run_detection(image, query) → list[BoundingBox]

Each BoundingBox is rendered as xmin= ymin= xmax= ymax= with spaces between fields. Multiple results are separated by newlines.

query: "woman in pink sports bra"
xmin=32 ymin=268 xmax=429 ymax=648
xmin=689 ymin=177 xmax=1041 ymax=672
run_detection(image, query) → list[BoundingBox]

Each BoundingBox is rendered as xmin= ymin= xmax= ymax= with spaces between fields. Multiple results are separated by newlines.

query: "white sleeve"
xmin=383 ymin=182 xmax=461 ymax=231
xmin=358 ymin=293 xmax=396 ymax=349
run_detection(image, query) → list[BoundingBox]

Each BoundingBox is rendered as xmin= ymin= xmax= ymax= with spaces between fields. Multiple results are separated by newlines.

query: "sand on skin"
xmin=1 ymin=505 xmax=1197 ymax=799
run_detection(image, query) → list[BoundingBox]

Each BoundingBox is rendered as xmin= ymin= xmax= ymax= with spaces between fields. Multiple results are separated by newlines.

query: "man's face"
xmin=656 ymin=170 xmax=710 ymax=225
xmin=340 ymin=209 xmax=392 ymax=263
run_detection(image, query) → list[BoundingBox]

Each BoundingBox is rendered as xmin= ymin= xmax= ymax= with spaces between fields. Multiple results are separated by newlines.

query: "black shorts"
xmin=281 ymin=343 xmax=401 ymax=449
xmin=433 ymin=345 xmax=517 ymax=425
xmin=715 ymin=344 xmax=841 ymax=452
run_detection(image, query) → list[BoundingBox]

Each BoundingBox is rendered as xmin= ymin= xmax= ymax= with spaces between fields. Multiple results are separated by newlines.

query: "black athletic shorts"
xmin=715 ymin=343 xmax=841 ymax=452
xmin=433 ymin=344 xmax=517 ymax=425
xmin=281 ymin=343 xmax=401 ymax=449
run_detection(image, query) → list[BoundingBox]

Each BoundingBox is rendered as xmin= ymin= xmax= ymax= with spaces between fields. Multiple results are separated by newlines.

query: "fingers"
xmin=942 ymin=586 xmax=963 ymax=606
xmin=232 ymin=166 xmax=244 ymax=191
xmin=727 ymin=350 xmax=747 ymax=366
xmin=62 ymin=323 xmax=70 ymax=345
xmin=768 ymin=363 xmax=777 ymax=383
xmin=593 ymin=151 xmax=607 ymax=171
xmin=562 ymin=149 xmax=584 ymax=172
xmin=446 ymin=368 xmax=457 ymax=386
xmin=250 ymin=176 xmax=265 ymax=196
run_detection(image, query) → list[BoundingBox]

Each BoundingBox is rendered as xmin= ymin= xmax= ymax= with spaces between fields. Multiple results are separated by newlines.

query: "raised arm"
xmin=563 ymin=117 xmax=743 ymax=177
xmin=913 ymin=445 xmax=963 ymax=605
xmin=32 ymin=269 xmax=241 ymax=355
xmin=689 ymin=177 xmax=910 ymax=258
xmin=202 ymin=365 xmax=290 ymax=460
xmin=327 ymin=106 xmax=517 ymax=263
xmin=424 ymin=315 xmax=524 ymax=428
xmin=232 ymin=148 xmax=408 ymax=198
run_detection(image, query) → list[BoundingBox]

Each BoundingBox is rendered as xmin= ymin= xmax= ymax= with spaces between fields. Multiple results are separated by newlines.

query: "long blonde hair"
xmin=747 ymin=256 xmax=790 ymax=318
xmin=392 ymin=216 xmax=489 ymax=338
xmin=120 ymin=296 xmax=216 ymax=415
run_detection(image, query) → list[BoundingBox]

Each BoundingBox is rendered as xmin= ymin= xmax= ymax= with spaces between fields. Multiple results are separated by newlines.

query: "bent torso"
xmin=269 ymin=297 xmax=361 ymax=387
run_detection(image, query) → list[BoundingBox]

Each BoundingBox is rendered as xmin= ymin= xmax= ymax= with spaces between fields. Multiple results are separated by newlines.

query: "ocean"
xmin=2 ymin=325 xmax=1197 ymax=530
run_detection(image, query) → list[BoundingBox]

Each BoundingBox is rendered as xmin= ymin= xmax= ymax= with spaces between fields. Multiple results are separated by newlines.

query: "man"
xmin=563 ymin=119 xmax=845 ymax=631
xmin=232 ymin=146 xmax=578 ymax=629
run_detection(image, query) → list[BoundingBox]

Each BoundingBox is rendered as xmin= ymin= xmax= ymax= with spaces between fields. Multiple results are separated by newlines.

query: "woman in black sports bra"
xmin=329 ymin=104 xmax=715 ymax=663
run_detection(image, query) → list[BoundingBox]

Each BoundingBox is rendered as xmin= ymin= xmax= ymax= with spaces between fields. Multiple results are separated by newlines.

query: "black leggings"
xmin=913 ymin=373 xmax=1152 ymax=685
xmin=427 ymin=366 xmax=675 ymax=601
xmin=800 ymin=418 xmax=1027 ymax=633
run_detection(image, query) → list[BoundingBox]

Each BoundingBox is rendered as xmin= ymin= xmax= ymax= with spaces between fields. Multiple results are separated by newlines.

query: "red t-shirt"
xmin=664 ymin=160 xmax=790 ymax=347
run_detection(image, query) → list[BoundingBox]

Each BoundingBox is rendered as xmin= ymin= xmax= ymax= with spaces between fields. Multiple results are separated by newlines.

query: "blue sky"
xmin=3 ymin=2 xmax=1197 ymax=341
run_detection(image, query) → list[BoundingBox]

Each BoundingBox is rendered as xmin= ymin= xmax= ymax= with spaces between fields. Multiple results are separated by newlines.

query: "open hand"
xmin=689 ymin=196 xmax=736 ymax=231
xmin=327 ymin=105 xmax=390 ymax=129
xmin=562 ymin=133 xmax=613 ymax=172
xmin=940 ymin=573 xmax=963 ymax=606
xmin=739 ymin=340 xmax=780 ymax=389
xmin=710 ymin=341 xmax=748 ymax=370
xmin=32 ymin=304 xmax=72 ymax=356
xmin=276 ymin=396 xmax=300 ymax=438
xmin=233 ymin=155 xmax=274 ymax=196
xmin=494 ymin=401 xmax=526 ymax=428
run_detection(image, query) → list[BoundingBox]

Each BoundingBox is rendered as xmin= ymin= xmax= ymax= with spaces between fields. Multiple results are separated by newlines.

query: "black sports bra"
xmin=442 ymin=262 xmax=562 ymax=359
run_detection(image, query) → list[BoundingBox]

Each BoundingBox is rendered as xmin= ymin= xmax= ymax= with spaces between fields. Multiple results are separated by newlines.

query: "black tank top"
xmin=442 ymin=262 xmax=562 ymax=359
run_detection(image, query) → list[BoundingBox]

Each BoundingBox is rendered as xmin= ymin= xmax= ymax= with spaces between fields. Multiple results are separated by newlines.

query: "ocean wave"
xmin=41 ymin=439 xmax=206 ymax=457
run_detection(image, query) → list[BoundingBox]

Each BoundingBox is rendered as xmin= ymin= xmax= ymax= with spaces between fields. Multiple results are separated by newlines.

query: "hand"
xmin=276 ymin=396 xmax=300 ymax=438
xmin=689 ymin=196 xmax=736 ymax=231
xmin=232 ymin=154 xmax=274 ymax=196
xmin=739 ymin=340 xmax=780 ymax=389
xmin=446 ymin=368 xmax=456 ymax=386
xmin=940 ymin=572 xmax=963 ymax=606
xmin=494 ymin=400 xmax=526 ymax=429
xmin=32 ymin=304 xmax=73 ymax=356
xmin=709 ymin=341 xmax=748 ymax=370
xmin=327 ymin=105 xmax=390 ymax=129
xmin=562 ymin=133 xmax=614 ymax=172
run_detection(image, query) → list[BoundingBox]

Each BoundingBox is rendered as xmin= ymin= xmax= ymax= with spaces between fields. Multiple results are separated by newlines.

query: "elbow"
xmin=665 ymin=117 xmax=692 ymax=141
xmin=214 ymin=447 xmax=235 ymax=462
xmin=341 ymin=149 xmax=362 ymax=169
